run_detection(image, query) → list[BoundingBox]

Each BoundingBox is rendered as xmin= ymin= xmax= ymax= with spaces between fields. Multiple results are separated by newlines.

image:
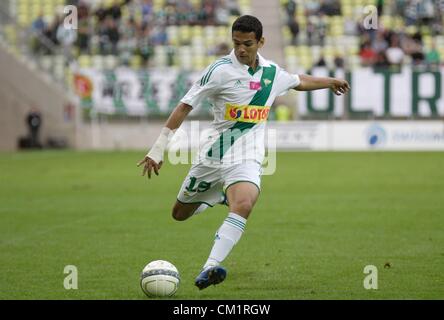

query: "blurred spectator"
xmin=109 ymin=0 xmax=123 ymax=21
xmin=44 ymin=15 xmax=62 ymax=47
xmin=374 ymin=51 xmax=390 ymax=69
xmin=425 ymin=42 xmax=441 ymax=67
xmin=166 ymin=44 xmax=176 ymax=66
xmin=403 ymin=34 xmax=425 ymax=65
xmin=118 ymin=32 xmax=137 ymax=66
xmin=319 ymin=0 xmax=341 ymax=16
xmin=77 ymin=2 xmax=91 ymax=54
xmin=120 ymin=16 xmax=139 ymax=41
xmin=202 ymin=0 xmax=216 ymax=25
xmin=305 ymin=0 xmax=320 ymax=16
xmin=404 ymin=0 xmax=419 ymax=26
xmin=360 ymin=42 xmax=377 ymax=67
xmin=288 ymin=17 xmax=300 ymax=45
xmin=56 ymin=19 xmax=77 ymax=61
xmin=284 ymin=0 xmax=297 ymax=18
xmin=305 ymin=14 xmax=328 ymax=46
xmin=306 ymin=19 xmax=315 ymax=46
xmin=392 ymin=0 xmax=406 ymax=16
xmin=372 ymin=32 xmax=388 ymax=55
xmin=315 ymin=55 xmax=327 ymax=67
xmin=376 ymin=0 xmax=384 ymax=16
xmin=141 ymin=0 xmax=154 ymax=23
xmin=106 ymin=17 xmax=120 ymax=55
xmin=418 ymin=0 xmax=435 ymax=25
xmin=95 ymin=4 xmax=108 ymax=23
xmin=317 ymin=14 xmax=328 ymax=46
xmin=138 ymin=26 xmax=154 ymax=67
xmin=385 ymin=37 xmax=405 ymax=67
xmin=334 ymin=54 xmax=345 ymax=69
xmin=31 ymin=12 xmax=46 ymax=34
xmin=31 ymin=13 xmax=47 ymax=53
xmin=215 ymin=0 xmax=230 ymax=25
xmin=150 ymin=25 xmax=168 ymax=45
xmin=226 ymin=0 xmax=241 ymax=16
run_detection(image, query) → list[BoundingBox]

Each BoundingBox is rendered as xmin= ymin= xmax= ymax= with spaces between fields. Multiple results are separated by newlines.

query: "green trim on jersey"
xmin=206 ymin=65 xmax=277 ymax=160
xmin=248 ymin=65 xmax=262 ymax=76
xmin=207 ymin=121 xmax=256 ymax=158
xmin=250 ymin=65 xmax=277 ymax=106
xmin=200 ymin=58 xmax=232 ymax=86
xmin=176 ymin=198 xmax=215 ymax=208
xmin=224 ymin=180 xmax=261 ymax=195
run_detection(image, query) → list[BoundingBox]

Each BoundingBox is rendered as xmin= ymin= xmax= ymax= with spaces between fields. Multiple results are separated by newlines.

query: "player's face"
xmin=232 ymin=31 xmax=264 ymax=68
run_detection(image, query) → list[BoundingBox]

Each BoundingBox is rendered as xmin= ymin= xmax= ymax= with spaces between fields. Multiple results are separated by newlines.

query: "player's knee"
xmin=231 ymin=198 xmax=254 ymax=215
xmin=171 ymin=204 xmax=191 ymax=221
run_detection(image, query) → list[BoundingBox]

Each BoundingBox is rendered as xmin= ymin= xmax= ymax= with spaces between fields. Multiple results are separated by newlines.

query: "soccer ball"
xmin=140 ymin=260 xmax=180 ymax=297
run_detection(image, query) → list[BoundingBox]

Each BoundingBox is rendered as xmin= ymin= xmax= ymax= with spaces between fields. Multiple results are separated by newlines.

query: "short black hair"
xmin=232 ymin=15 xmax=263 ymax=41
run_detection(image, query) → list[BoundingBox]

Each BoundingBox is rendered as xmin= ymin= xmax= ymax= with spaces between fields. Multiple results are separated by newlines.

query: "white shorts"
xmin=177 ymin=161 xmax=262 ymax=207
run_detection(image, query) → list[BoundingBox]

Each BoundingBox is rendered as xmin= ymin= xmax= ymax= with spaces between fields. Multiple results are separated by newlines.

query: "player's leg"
xmin=195 ymin=182 xmax=259 ymax=290
xmin=195 ymin=162 xmax=261 ymax=290
xmin=225 ymin=182 xmax=259 ymax=219
xmin=171 ymin=201 xmax=201 ymax=221
xmin=174 ymin=164 xmax=224 ymax=221
xmin=203 ymin=182 xmax=259 ymax=266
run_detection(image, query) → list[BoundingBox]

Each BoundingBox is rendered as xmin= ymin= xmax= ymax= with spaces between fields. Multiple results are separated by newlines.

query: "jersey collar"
xmin=229 ymin=50 xmax=271 ymax=75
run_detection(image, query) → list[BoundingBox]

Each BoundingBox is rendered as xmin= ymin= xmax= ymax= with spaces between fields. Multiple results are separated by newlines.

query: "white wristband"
xmin=146 ymin=127 xmax=173 ymax=164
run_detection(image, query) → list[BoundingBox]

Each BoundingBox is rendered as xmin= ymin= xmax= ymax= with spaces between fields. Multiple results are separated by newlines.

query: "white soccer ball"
xmin=140 ymin=260 xmax=180 ymax=297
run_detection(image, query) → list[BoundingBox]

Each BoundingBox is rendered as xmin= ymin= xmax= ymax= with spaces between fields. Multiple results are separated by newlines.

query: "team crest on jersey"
xmin=224 ymin=103 xmax=270 ymax=123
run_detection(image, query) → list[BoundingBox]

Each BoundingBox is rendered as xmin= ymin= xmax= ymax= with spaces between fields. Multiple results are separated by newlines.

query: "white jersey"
xmin=181 ymin=50 xmax=300 ymax=166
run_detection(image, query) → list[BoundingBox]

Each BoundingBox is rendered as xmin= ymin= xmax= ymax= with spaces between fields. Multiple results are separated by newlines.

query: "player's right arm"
xmin=137 ymin=102 xmax=192 ymax=179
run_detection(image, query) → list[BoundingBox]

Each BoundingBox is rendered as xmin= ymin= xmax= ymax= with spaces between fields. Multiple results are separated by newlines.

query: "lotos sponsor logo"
xmin=229 ymin=107 xmax=243 ymax=119
xmin=225 ymin=103 xmax=271 ymax=123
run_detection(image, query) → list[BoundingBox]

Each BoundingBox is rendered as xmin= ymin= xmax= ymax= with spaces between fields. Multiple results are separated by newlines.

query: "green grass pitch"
xmin=0 ymin=151 xmax=443 ymax=299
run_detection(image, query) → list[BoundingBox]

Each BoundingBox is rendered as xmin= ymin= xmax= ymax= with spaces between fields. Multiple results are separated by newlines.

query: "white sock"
xmin=193 ymin=203 xmax=209 ymax=215
xmin=203 ymin=212 xmax=247 ymax=269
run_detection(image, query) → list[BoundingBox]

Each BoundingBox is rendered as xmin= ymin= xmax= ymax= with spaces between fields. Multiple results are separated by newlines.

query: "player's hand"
xmin=137 ymin=156 xmax=163 ymax=179
xmin=330 ymin=79 xmax=350 ymax=96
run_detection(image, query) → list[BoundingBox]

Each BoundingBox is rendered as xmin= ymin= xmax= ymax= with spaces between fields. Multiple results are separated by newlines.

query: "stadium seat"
xmin=130 ymin=55 xmax=142 ymax=69
xmin=104 ymin=55 xmax=118 ymax=69
xmin=78 ymin=55 xmax=92 ymax=68
xmin=92 ymin=55 xmax=104 ymax=70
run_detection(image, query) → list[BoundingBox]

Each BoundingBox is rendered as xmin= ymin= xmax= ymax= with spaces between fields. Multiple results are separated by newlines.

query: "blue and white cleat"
xmin=194 ymin=265 xmax=227 ymax=290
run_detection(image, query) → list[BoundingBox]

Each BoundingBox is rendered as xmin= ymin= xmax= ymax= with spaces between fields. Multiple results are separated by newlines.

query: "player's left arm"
xmin=294 ymin=74 xmax=350 ymax=96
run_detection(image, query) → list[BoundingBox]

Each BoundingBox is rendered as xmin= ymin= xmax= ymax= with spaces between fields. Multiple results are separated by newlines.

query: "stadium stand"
xmin=2 ymin=0 xmax=444 ymax=78
xmin=1 ymin=0 xmax=444 ymax=152
xmin=0 ymin=0 xmax=254 ymax=121
xmin=2 ymin=0 xmax=250 ymax=74
xmin=281 ymin=0 xmax=444 ymax=72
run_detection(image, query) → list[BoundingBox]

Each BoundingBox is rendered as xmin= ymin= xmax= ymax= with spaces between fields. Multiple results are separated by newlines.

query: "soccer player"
xmin=138 ymin=15 xmax=350 ymax=290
